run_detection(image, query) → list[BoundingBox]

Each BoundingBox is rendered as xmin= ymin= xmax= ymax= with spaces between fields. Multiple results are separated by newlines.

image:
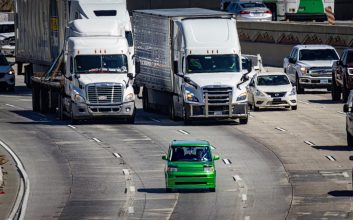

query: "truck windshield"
xmin=299 ymin=49 xmax=339 ymax=61
xmin=75 ymin=55 xmax=128 ymax=74
xmin=171 ymin=146 xmax=212 ymax=162
xmin=186 ymin=54 xmax=240 ymax=74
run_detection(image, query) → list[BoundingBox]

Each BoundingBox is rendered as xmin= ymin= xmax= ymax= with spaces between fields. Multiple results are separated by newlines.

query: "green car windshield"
xmin=171 ymin=146 xmax=212 ymax=162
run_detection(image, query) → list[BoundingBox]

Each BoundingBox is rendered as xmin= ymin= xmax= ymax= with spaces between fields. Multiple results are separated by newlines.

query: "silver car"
xmin=226 ymin=1 xmax=272 ymax=21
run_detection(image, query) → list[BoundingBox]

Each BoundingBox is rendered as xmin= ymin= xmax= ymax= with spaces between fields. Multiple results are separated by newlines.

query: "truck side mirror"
xmin=289 ymin=57 xmax=295 ymax=64
xmin=213 ymin=155 xmax=220 ymax=160
xmin=162 ymin=155 xmax=167 ymax=160
xmin=127 ymin=73 xmax=134 ymax=80
xmin=67 ymin=76 xmax=73 ymax=81
xmin=173 ymin=61 xmax=178 ymax=74
xmin=336 ymin=60 xmax=343 ymax=66
xmin=246 ymin=59 xmax=252 ymax=73
xmin=135 ymin=61 xmax=140 ymax=74
xmin=343 ymin=104 xmax=349 ymax=112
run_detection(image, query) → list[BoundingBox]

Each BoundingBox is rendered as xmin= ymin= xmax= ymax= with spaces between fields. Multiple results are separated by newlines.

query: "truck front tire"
xmin=239 ymin=117 xmax=248 ymax=125
xmin=331 ymin=74 xmax=341 ymax=101
xmin=296 ymin=74 xmax=304 ymax=94
xmin=342 ymin=79 xmax=349 ymax=102
xmin=347 ymin=131 xmax=353 ymax=147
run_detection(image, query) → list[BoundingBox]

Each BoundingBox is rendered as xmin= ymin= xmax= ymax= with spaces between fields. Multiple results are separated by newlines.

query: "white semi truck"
xmin=133 ymin=8 xmax=251 ymax=124
xmin=15 ymin=0 xmax=136 ymax=123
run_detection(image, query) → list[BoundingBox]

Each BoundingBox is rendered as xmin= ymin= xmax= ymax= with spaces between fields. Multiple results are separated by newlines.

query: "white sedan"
xmin=247 ymin=72 xmax=297 ymax=111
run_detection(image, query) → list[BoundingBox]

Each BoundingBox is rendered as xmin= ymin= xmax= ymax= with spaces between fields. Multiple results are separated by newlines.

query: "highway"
xmin=0 ymin=71 xmax=351 ymax=220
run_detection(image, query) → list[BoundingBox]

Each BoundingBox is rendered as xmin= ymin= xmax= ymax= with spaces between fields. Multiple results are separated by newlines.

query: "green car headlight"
xmin=167 ymin=166 xmax=178 ymax=172
xmin=204 ymin=167 xmax=214 ymax=172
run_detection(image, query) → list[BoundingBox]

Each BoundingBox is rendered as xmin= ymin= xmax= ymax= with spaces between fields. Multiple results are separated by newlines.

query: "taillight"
xmin=265 ymin=10 xmax=272 ymax=14
xmin=240 ymin=10 xmax=250 ymax=14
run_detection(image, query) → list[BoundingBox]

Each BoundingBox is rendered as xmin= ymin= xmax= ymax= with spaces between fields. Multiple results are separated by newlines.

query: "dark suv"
xmin=332 ymin=48 xmax=353 ymax=102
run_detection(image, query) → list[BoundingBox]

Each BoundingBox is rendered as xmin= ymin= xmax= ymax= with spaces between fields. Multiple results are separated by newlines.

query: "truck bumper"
xmin=72 ymin=101 xmax=135 ymax=119
xmin=299 ymin=77 xmax=331 ymax=89
xmin=185 ymin=102 xmax=248 ymax=119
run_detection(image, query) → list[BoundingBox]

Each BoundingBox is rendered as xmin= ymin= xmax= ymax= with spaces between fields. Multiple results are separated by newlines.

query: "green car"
xmin=162 ymin=140 xmax=220 ymax=192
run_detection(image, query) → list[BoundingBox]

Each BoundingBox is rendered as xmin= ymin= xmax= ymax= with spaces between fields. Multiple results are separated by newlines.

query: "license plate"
xmin=273 ymin=98 xmax=281 ymax=102
xmin=321 ymin=79 xmax=329 ymax=84
xmin=214 ymin=111 xmax=222 ymax=116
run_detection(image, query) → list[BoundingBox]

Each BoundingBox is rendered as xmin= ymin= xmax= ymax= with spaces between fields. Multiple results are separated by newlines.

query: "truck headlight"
xmin=203 ymin=166 xmax=214 ymax=172
xmin=185 ymin=90 xmax=199 ymax=103
xmin=236 ymin=92 xmax=247 ymax=101
xmin=167 ymin=166 xmax=178 ymax=172
xmin=300 ymin=66 xmax=308 ymax=74
xmin=289 ymin=87 xmax=296 ymax=96
xmin=255 ymin=89 xmax=265 ymax=97
xmin=74 ymin=94 xmax=85 ymax=103
xmin=124 ymin=93 xmax=134 ymax=102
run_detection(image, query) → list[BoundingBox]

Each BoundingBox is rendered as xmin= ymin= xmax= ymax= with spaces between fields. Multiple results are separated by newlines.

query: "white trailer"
xmin=133 ymin=8 xmax=251 ymax=124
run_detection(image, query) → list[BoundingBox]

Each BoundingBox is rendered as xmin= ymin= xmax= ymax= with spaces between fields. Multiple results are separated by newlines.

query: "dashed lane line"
xmin=113 ymin=153 xmax=121 ymax=158
xmin=67 ymin=125 xmax=76 ymax=129
xmin=92 ymin=138 xmax=102 ymax=143
xmin=222 ymin=158 xmax=232 ymax=165
xmin=233 ymin=175 xmax=242 ymax=182
xmin=304 ymin=140 xmax=315 ymax=146
xmin=178 ymin=129 xmax=189 ymax=135
xmin=325 ymin=155 xmax=336 ymax=161
xmin=123 ymin=169 xmax=130 ymax=176
xmin=275 ymin=127 xmax=286 ymax=132
xmin=241 ymin=194 xmax=247 ymax=201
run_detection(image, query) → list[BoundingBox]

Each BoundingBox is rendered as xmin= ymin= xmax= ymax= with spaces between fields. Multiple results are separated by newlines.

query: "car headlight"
xmin=348 ymin=68 xmax=353 ymax=75
xmin=74 ymin=94 xmax=85 ymax=103
xmin=124 ymin=93 xmax=134 ymax=102
xmin=8 ymin=69 xmax=15 ymax=75
xmin=236 ymin=92 xmax=247 ymax=101
xmin=289 ymin=87 xmax=296 ymax=96
xmin=300 ymin=66 xmax=308 ymax=74
xmin=167 ymin=166 xmax=178 ymax=172
xmin=255 ymin=89 xmax=265 ymax=97
xmin=204 ymin=166 xmax=214 ymax=172
xmin=185 ymin=89 xmax=199 ymax=103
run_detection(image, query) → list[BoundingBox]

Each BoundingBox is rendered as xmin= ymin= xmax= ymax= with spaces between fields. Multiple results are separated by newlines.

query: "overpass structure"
xmin=238 ymin=21 xmax=353 ymax=66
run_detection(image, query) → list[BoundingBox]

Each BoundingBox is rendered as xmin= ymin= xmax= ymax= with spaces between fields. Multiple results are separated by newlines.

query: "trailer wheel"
xmin=142 ymin=87 xmax=150 ymax=112
xmin=32 ymin=83 xmax=40 ymax=112
xmin=58 ymin=95 xmax=68 ymax=120
xmin=239 ymin=117 xmax=248 ymax=125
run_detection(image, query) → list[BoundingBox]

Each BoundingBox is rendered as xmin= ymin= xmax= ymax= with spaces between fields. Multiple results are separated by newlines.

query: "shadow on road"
xmin=308 ymin=99 xmax=343 ymax=105
xmin=312 ymin=145 xmax=353 ymax=151
xmin=328 ymin=190 xmax=353 ymax=197
xmin=0 ymin=85 xmax=31 ymax=96
xmin=138 ymin=188 xmax=212 ymax=194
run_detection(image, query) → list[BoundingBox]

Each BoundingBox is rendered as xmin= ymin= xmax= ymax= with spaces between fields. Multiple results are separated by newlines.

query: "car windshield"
xmin=186 ymin=54 xmax=240 ymax=73
xmin=0 ymin=55 xmax=8 ymax=66
xmin=299 ymin=49 xmax=339 ymax=61
xmin=241 ymin=3 xmax=266 ymax=8
xmin=75 ymin=55 xmax=128 ymax=74
xmin=171 ymin=146 xmax=212 ymax=162
xmin=257 ymin=75 xmax=290 ymax=86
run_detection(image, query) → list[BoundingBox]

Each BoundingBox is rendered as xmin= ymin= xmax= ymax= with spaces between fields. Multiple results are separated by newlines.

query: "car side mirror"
xmin=343 ymin=104 xmax=349 ymax=113
xmin=213 ymin=155 xmax=220 ymax=160
xmin=289 ymin=57 xmax=295 ymax=64
xmin=74 ymin=74 xmax=80 ymax=79
xmin=336 ymin=60 xmax=343 ymax=66
xmin=349 ymin=155 xmax=353 ymax=161
xmin=127 ymin=72 xmax=134 ymax=80
xmin=135 ymin=60 xmax=140 ymax=74
xmin=67 ymin=75 xmax=73 ymax=81
xmin=162 ymin=155 xmax=167 ymax=160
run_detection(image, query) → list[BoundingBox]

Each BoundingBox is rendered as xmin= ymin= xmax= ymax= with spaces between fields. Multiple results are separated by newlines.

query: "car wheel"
xmin=291 ymin=105 xmax=297 ymax=110
xmin=347 ymin=131 xmax=353 ymax=147
xmin=342 ymin=79 xmax=349 ymax=102
xmin=239 ymin=117 xmax=248 ymax=125
xmin=209 ymin=188 xmax=216 ymax=192
xmin=296 ymin=74 xmax=304 ymax=94
xmin=331 ymin=74 xmax=341 ymax=101
xmin=253 ymin=103 xmax=259 ymax=111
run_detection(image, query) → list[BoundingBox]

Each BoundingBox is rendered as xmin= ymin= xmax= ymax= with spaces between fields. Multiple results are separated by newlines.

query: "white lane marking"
xmin=123 ymin=138 xmax=151 ymax=141
xmin=299 ymin=101 xmax=309 ymax=105
xmin=233 ymin=175 xmax=242 ymax=182
xmin=92 ymin=138 xmax=102 ymax=143
xmin=5 ymin=103 xmax=24 ymax=110
xmin=245 ymin=216 xmax=250 ymax=220
xmin=249 ymin=115 xmax=254 ymax=118
xmin=0 ymin=140 xmax=30 ymax=220
xmin=275 ymin=127 xmax=286 ymax=132
xmin=130 ymin=186 xmax=136 ymax=192
xmin=342 ymin=172 xmax=349 ymax=178
xmin=337 ymin=111 xmax=345 ymax=115
xmin=325 ymin=155 xmax=336 ymax=161
xmin=210 ymin=145 xmax=216 ymax=150
xmin=67 ymin=125 xmax=76 ymax=129
xmin=113 ymin=153 xmax=121 ymax=158
xmin=128 ymin=206 xmax=135 ymax=214
xmin=222 ymin=158 xmax=232 ymax=165
xmin=178 ymin=129 xmax=189 ymax=135
xmin=241 ymin=194 xmax=247 ymax=201
xmin=150 ymin=117 xmax=161 ymax=123
xmin=123 ymin=169 xmax=130 ymax=176
xmin=304 ymin=140 xmax=315 ymax=146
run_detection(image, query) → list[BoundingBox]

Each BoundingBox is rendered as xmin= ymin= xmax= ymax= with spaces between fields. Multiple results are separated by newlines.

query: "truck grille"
xmin=203 ymin=87 xmax=233 ymax=104
xmin=87 ymin=83 xmax=123 ymax=104
xmin=266 ymin=92 xmax=287 ymax=97
xmin=309 ymin=67 xmax=332 ymax=77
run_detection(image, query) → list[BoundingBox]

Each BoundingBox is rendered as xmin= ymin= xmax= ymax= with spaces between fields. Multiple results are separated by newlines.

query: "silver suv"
xmin=283 ymin=45 xmax=339 ymax=94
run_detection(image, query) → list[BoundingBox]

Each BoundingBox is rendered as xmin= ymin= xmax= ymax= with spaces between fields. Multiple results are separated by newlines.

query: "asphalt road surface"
xmin=0 ymin=72 xmax=351 ymax=220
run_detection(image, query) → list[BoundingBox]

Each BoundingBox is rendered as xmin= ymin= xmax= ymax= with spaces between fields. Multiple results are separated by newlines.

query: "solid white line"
xmin=130 ymin=186 xmax=136 ymax=192
xmin=92 ymin=138 xmax=102 ymax=143
xmin=5 ymin=103 xmax=24 ymax=110
xmin=325 ymin=155 xmax=336 ymax=161
xmin=123 ymin=138 xmax=152 ymax=141
xmin=178 ymin=129 xmax=189 ymax=135
xmin=222 ymin=158 xmax=232 ymax=165
xmin=337 ymin=111 xmax=345 ymax=115
xmin=210 ymin=145 xmax=216 ymax=150
xmin=150 ymin=118 xmax=161 ymax=123
xmin=242 ymin=194 xmax=247 ymax=201
xmin=304 ymin=140 xmax=315 ymax=146
xmin=113 ymin=153 xmax=121 ymax=158
xmin=233 ymin=175 xmax=242 ymax=182
xmin=249 ymin=115 xmax=254 ymax=118
xmin=299 ymin=101 xmax=309 ymax=105
xmin=123 ymin=169 xmax=130 ymax=176
xmin=342 ymin=172 xmax=349 ymax=178
xmin=275 ymin=127 xmax=286 ymax=132
xmin=67 ymin=125 xmax=76 ymax=129
xmin=0 ymin=140 xmax=30 ymax=220
xmin=128 ymin=206 xmax=134 ymax=214
xmin=245 ymin=216 xmax=250 ymax=220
